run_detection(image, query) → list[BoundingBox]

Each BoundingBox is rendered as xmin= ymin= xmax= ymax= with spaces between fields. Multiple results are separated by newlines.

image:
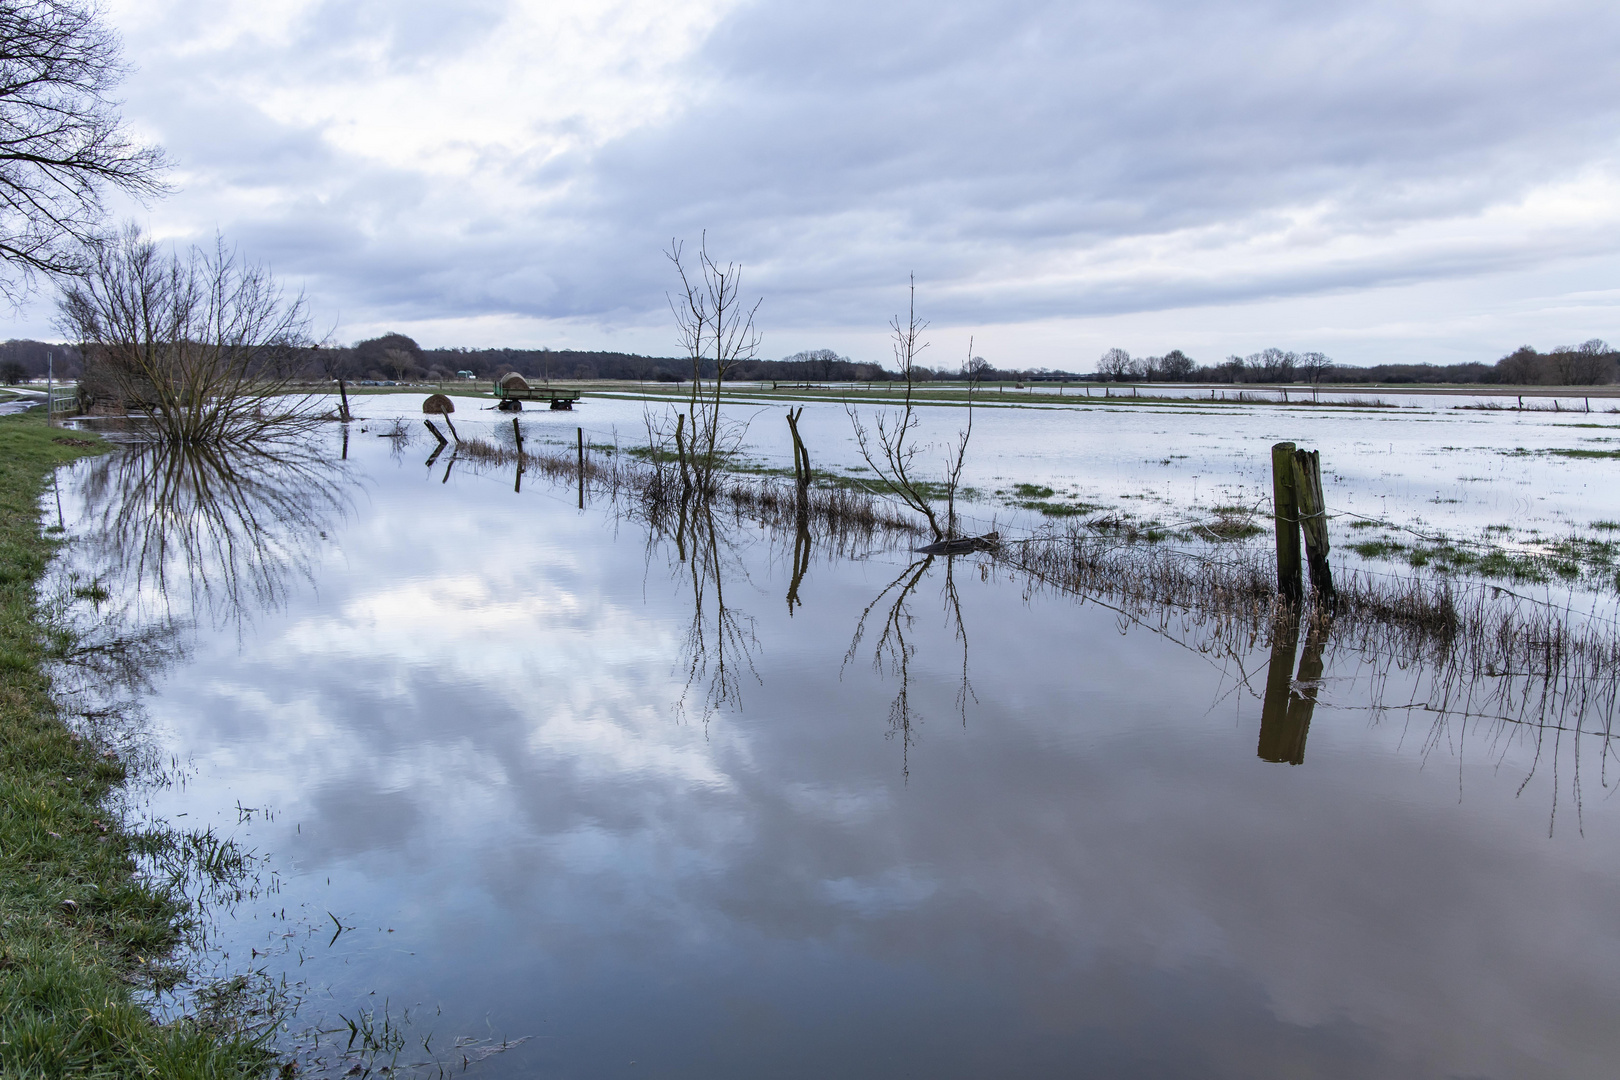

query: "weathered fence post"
xmin=424 ymin=419 xmax=448 ymax=446
xmin=1271 ymin=442 xmax=1303 ymax=604
xmin=513 ymin=417 xmax=524 ymax=493
xmin=577 ymin=426 xmax=585 ymax=509
xmin=785 ymin=406 xmax=810 ymax=502
xmin=1291 ymin=449 xmax=1335 ymax=602
xmin=338 ymin=378 xmax=352 ymax=423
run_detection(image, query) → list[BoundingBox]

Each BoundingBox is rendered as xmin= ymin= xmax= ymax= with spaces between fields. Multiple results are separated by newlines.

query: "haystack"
xmin=422 ymin=393 xmax=455 ymax=414
xmin=498 ymin=372 xmax=531 ymax=392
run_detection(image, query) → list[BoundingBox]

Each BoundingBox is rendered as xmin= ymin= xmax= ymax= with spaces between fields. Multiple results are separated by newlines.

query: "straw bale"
xmin=422 ymin=393 xmax=455 ymax=414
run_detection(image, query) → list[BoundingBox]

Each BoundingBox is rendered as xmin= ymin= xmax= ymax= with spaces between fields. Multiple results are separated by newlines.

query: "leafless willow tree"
xmin=666 ymin=233 xmax=761 ymax=490
xmin=0 ymin=0 xmax=167 ymax=299
xmin=57 ymin=224 xmax=323 ymax=444
xmin=847 ymin=281 xmax=974 ymax=543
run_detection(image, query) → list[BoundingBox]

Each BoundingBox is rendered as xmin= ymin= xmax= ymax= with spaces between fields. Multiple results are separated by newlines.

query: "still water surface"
xmin=45 ymin=423 xmax=1620 ymax=1078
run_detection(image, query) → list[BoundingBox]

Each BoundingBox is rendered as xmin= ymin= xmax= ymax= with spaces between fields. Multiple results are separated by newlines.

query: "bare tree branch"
xmin=0 ymin=1 xmax=168 ymax=300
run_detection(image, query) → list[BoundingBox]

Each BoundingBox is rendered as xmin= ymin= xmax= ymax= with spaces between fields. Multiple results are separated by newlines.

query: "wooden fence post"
xmin=423 ymin=419 xmax=448 ymax=446
xmin=513 ymin=417 xmax=524 ymax=493
xmin=1271 ymin=441 xmax=1302 ymax=604
xmin=338 ymin=378 xmax=351 ymax=422
xmin=1291 ymin=449 xmax=1334 ymax=602
xmin=786 ymin=406 xmax=809 ymax=501
xmin=577 ymin=426 xmax=585 ymax=508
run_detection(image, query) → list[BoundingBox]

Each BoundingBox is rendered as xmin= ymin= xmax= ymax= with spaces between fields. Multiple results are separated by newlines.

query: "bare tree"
xmin=1298 ymin=350 xmax=1332 ymax=399
xmin=846 ymin=282 xmax=974 ymax=543
xmin=665 ymin=233 xmax=761 ymax=490
xmin=1551 ymin=339 xmax=1613 ymax=385
xmin=1246 ymin=347 xmax=1298 ymax=383
xmin=0 ymin=0 xmax=167 ymax=300
xmin=1097 ymin=347 xmax=1132 ymax=381
xmin=1495 ymin=345 xmax=1544 ymax=385
xmin=57 ymin=224 xmax=322 ymax=444
xmin=1158 ymin=349 xmax=1195 ymax=381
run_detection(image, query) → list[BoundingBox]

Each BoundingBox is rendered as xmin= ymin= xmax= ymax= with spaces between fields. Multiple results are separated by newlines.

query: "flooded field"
xmin=42 ymin=400 xmax=1620 ymax=1078
xmin=354 ymin=388 xmax=1620 ymax=589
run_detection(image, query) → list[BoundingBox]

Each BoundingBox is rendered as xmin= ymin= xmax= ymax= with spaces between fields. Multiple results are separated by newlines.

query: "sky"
xmin=12 ymin=0 xmax=1620 ymax=369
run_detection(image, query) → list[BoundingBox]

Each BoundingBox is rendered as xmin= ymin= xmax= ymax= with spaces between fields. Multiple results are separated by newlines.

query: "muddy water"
xmin=46 ymin=427 xmax=1620 ymax=1079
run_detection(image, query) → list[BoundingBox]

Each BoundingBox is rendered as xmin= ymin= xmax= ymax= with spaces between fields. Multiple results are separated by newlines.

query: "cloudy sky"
xmin=20 ymin=0 xmax=1620 ymax=368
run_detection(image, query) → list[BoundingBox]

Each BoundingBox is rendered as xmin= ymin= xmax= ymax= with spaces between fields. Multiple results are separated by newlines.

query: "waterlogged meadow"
xmin=40 ymin=394 xmax=1620 ymax=1078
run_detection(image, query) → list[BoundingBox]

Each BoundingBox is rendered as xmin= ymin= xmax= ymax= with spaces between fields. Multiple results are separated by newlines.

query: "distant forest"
xmin=4 ymin=333 xmax=1617 ymax=387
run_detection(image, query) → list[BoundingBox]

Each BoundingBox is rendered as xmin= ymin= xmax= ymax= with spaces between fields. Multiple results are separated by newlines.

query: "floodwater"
xmin=41 ymin=414 xmax=1620 ymax=1079
xmin=346 ymin=388 xmax=1620 ymax=563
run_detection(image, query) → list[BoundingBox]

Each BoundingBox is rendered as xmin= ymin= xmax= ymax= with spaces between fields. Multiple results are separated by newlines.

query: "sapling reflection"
xmin=844 ymin=552 xmax=976 ymax=778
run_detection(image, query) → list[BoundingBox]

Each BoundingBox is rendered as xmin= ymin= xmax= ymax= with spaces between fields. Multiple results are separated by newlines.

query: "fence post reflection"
xmin=1258 ymin=615 xmax=1329 ymax=765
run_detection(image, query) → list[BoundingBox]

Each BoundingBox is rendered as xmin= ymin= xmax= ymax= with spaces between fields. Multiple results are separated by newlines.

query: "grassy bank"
xmin=0 ymin=412 xmax=269 ymax=1078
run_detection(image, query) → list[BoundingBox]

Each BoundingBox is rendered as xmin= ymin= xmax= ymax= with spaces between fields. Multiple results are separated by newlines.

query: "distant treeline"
xmin=7 ymin=334 xmax=1617 ymax=387
xmin=1088 ymin=341 xmax=1620 ymax=386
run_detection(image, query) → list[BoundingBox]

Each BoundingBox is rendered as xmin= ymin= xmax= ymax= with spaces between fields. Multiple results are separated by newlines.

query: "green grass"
xmin=0 ymin=412 xmax=272 ymax=1078
xmin=1548 ymin=448 xmax=1620 ymax=459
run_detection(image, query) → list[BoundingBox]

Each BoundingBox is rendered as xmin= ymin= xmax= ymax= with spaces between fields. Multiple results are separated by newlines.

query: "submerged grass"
xmin=454 ymin=432 xmax=922 ymax=539
xmin=996 ymin=524 xmax=1620 ymax=737
xmin=0 ymin=411 xmax=271 ymax=1078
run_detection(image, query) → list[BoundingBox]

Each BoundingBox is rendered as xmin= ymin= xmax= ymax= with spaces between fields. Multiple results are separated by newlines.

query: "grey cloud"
xmin=72 ymin=0 xmax=1620 ymax=352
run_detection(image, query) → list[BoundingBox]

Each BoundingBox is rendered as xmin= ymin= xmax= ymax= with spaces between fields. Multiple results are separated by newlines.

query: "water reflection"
xmin=48 ymin=428 xmax=1620 ymax=1078
xmin=72 ymin=438 xmax=351 ymax=627
xmin=845 ymin=553 xmax=975 ymax=775
xmin=1257 ymin=614 xmax=1329 ymax=765
xmin=666 ymin=494 xmax=760 ymax=721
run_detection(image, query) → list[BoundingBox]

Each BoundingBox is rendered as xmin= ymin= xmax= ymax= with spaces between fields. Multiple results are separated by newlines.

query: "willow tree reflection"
xmin=45 ymin=437 xmax=351 ymax=773
xmin=69 ymin=438 xmax=351 ymax=629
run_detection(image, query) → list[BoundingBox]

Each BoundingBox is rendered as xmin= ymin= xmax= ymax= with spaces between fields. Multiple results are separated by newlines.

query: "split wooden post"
xmin=785 ymin=406 xmax=810 ymax=502
xmin=338 ymin=378 xmax=352 ymax=422
xmin=1291 ymin=449 xmax=1334 ymax=602
xmin=424 ymin=419 xmax=448 ymax=446
xmin=1271 ymin=441 xmax=1303 ymax=605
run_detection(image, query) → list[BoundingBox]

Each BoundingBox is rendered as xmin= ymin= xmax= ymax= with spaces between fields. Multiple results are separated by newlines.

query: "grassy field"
xmin=0 ymin=411 xmax=270 ymax=1078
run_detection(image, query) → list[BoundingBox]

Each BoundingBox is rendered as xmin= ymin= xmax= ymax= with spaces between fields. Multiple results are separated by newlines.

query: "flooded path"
xmin=44 ymin=423 xmax=1620 ymax=1079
